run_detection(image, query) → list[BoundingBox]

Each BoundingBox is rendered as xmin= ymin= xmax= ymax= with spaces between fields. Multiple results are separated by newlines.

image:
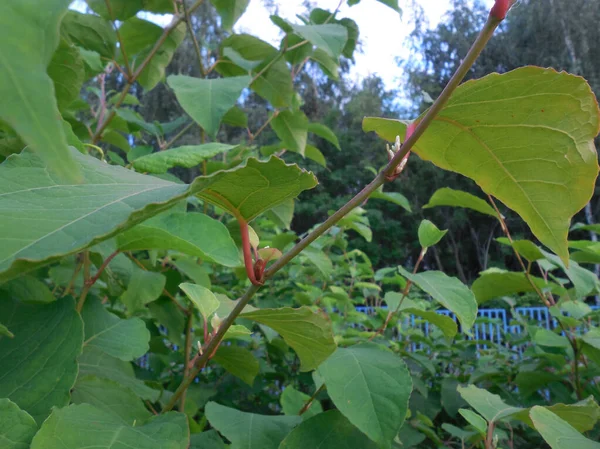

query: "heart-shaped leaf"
xmin=364 ymin=67 xmax=600 ymax=263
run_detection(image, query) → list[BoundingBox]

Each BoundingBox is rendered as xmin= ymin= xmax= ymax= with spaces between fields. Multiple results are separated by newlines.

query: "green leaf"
xmin=310 ymin=48 xmax=339 ymax=80
xmin=513 ymin=396 xmax=600 ymax=433
xmin=71 ymin=375 xmax=151 ymax=425
xmin=271 ymin=110 xmax=309 ymax=156
xmin=133 ymin=144 xmax=235 ymax=174
xmin=403 ymin=308 xmax=457 ymax=340
xmin=376 ymin=0 xmax=402 ymax=13
xmin=180 ymin=282 xmax=219 ymax=320
xmin=118 ymin=212 xmax=240 ymax=267
xmin=78 ymin=346 xmax=160 ymax=401
xmin=364 ymin=68 xmax=600 ymax=263
xmin=305 ymin=145 xmax=327 ymax=167
xmin=0 ymin=1 xmax=81 ymax=182
xmin=423 ymin=187 xmax=497 ymax=217
xmin=265 ymin=198 xmax=294 ymax=229
xmin=190 ymin=430 xmax=226 ymax=449
xmin=252 ymin=58 xmax=294 ymax=107
xmin=120 ymin=268 xmax=166 ymax=313
xmin=0 ymin=324 xmax=14 ymax=338
xmin=308 ymin=122 xmax=341 ymax=150
xmin=458 ymin=385 xmax=522 ymax=423
xmin=0 ymin=150 xmax=315 ymax=282
xmin=496 ymin=237 xmax=546 ymax=262
xmin=205 ymin=402 xmax=300 ymax=449
xmin=86 ymin=0 xmax=144 ymax=20
xmin=48 ymin=38 xmax=85 ymax=111
xmin=61 ymin=11 xmax=116 ymax=58
xmin=459 ymin=409 xmax=487 ymax=435
xmin=441 ymin=378 xmax=467 ymax=418
xmin=140 ymin=23 xmax=186 ymax=90
xmin=534 ymin=328 xmax=571 ymax=348
xmin=280 ymin=386 xmax=323 ymax=420
xmin=0 ymin=297 xmax=83 ymax=424
xmin=301 ymin=246 xmax=333 ymax=278
xmin=292 ymin=24 xmax=348 ymax=58
xmin=30 ymin=404 xmax=189 ymax=449
xmin=210 ymin=0 xmax=249 ymax=30
xmin=0 ymin=275 xmax=55 ymax=304
xmin=582 ymin=327 xmax=600 ymax=350
xmin=81 ymin=297 xmax=150 ymax=361
xmin=370 ymin=190 xmax=412 ymax=212
xmin=168 ymin=75 xmax=250 ymax=137
xmin=471 ymin=269 xmax=549 ymax=304
xmin=417 ymin=219 xmax=447 ymax=248
xmin=398 ymin=267 xmax=477 ymax=332
xmin=0 ymin=406 xmax=34 ymax=449
xmin=317 ymin=343 xmax=412 ymax=448
xmin=530 ymin=406 xmax=600 ymax=449
xmin=279 ymin=410 xmax=379 ymax=449
xmin=0 ymin=399 xmax=37 ymax=449
xmin=212 ymin=345 xmax=259 ymax=386
xmin=542 ymin=250 xmax=599 ymax=299
xmin=241 ymin=307 xmax=336 ymax=371
xmin=223 ymin=106 xmax=249 ymax=128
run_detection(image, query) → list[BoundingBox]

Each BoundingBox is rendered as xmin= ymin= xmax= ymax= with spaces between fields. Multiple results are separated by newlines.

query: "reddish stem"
xmin=490 ymin=0 xmax=510 ymax=20
xmin=239 ymin=220 xmax=263 ymax=285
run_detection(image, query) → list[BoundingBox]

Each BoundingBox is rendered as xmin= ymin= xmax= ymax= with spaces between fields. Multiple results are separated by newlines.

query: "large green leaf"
xmin=205 ymin=402 xmax=300 ymax=449
xmin=118 ymin=212 xmax=241 ymax=267
xmin=78 ymin=346 xmax=160 ymax=401
xmin=364 ymin=67 xmax=600 ymax=263
xmin=0 ymin=0 xmax=81 ymax=182
xmin=317 ymin=344 xmax=412 ymax=448
xmin=530 ymin=406 xmax=600 ymax=449
xmin=30 ymin=404 xmax=189 ymax=449
xmin=271 ymin=110 xmax=309 ymax=156
xmin=0 ymin=297 xmax=83 ymax=424
xmin=458 ymin=385 xmax=523 ymax=423
xmin=168 ymin=75 xmax=250 ymax=137
xmin=133 ymin=143 xmax=236 ymax=173
xmin=210 ymin=0 xmax=249 ymax=30
xmin=60 ymin=11 xmax=116 ymax=59
xmin=471 ymin=269 xmax=549 ymax=304
xmin=81 ymin=297 xmax=150 ymax=361
xmin=292 ymin=24 xmax=348 ymax=58
xmin=279 ymin=410 xmax=379 ymax=449
xmin=0 ymin=149 xmax=316 ymax=281
xmin=0 ymin=399 xmax=37 ymax=449
xmin=71 ymin=375 xmax=151 ymax=425
xmin=398 ymin=267 xmax=477 ymax=332
xmin=212 ymin=345 xmax=259 ymax=386
xmin=252 ymin=58 xmax=293 ymax=108
xmin=423 ymin=187 xmax=497 ymax=217
xmin=241 ymin=307 xmax=336 ymax=371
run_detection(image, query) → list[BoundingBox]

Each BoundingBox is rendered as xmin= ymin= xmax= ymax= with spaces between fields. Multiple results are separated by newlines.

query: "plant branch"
xmin=180 ymin=310 xmax=194 ymax=411
xmin=182 ymin=0 xmax=206 ymax=76
xmin=76 ymin=251 xmax=91 ymax=312
xmin=161 ymin=8 xmax=505 ymax=413
xmin=105 ymin=0 xmax=132 ymax=77
xmin=298 ymin=384 xmax=325 ymax=416
xmin=92 ymin=0 xmax=206 ymax=142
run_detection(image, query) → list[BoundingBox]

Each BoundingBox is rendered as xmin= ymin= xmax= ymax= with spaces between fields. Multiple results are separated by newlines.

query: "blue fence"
xmin=355 ymin=305 xmax=599 ymax=352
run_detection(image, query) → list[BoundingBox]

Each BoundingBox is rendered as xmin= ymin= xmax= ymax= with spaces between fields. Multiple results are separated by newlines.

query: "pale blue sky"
xmin=70 ymin=0 xmax=494 ymax=89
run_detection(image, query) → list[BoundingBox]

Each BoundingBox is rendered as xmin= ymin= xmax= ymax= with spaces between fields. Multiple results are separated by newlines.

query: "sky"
xmin=71 ymin=0 xmax=495 ymax=89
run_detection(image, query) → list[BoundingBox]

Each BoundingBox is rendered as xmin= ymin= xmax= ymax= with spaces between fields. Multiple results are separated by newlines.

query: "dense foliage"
xmin=1 ymin=1 xmax=600 ymax=448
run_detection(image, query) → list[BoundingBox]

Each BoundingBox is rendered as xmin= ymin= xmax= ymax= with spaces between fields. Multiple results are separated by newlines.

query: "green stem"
xmin=105 ymin=0 xmax=132 ymax=77
xmin=182 ymin=0 xmax=206 ymax=76
xmin=298 ymin=384 xmax=325 ymax=416
xmin=76 ymin=251 xmax=91 ymax=313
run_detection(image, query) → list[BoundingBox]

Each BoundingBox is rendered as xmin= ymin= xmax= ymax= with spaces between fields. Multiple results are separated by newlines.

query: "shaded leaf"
xmin=205 ymin=402 xmax=300 ymax=449
xmin=292 ymin=24 xmax=348 ymax=58
xmin=48 ymin=38 xmax=85 ymax=111
xmin=472 ymin=269 xmax=549 ymax=304
xmin=210 ymin=0 xmax=249 ymax=30
xmin=134 ymin=144 xmax=235 ymax=174
xmin=280 ymin=386 xmax=323 ymax=420
xmin=0 ymin=297 xmax=83 ymax=424
xmin=403 ymin=308 xmax=457 ymax=340
xmin=71 ymin=375 xmax=151 ymax=425
xmin=0 ymin=276 xmax=55 ymax=304
xmin=86 ymin=0 xmax=143 ymax=20
xmin=120 ymin=267 xmax=166 ymax=313
xmin=81 ymin=297 xmax=150 ymax=361
xmin=61 ymin=10 xmax=116 ymax=58
xmin=398 ymin=267 xmax=477 ymax=332
xmin=30 ymin=404 xmax=188 ymax=449
xmin=271 ymin=110 xmax=309 ymax=156
xmin=242 ymin=307 xmax=336 ymax=371
xmin=213 ymin=345 xmax=259 ymax=386
xmin=308 ymin=122 xmax=341 ymax=150
xmin=301 ymin=246 xmax=333 ymax=278
xmin=0 ymin=399 xmax=37 ymax=449
xmin=279 ymin=410 xmax=379 ymax=449
xmin=317 ymin=343 xmax=412 ymax=448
